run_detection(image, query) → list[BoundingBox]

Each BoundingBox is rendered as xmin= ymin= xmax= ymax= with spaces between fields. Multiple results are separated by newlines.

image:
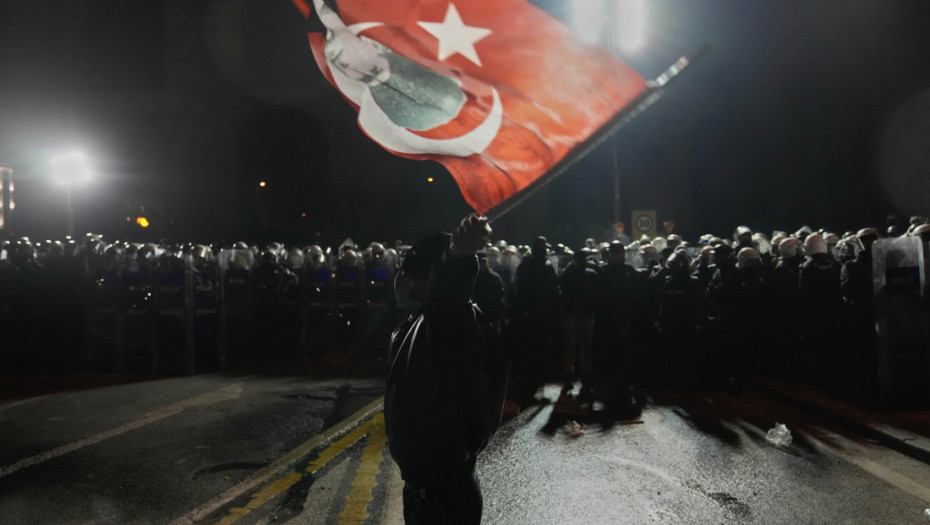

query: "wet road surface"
xmin=2 ymin=374 xmax=929 ymax=524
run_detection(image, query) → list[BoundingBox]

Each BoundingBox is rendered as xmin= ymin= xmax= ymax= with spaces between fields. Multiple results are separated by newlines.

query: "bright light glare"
xmin=136 ymin=217 xmax=150 ymax=228
xmin=258 ymin=181 xmax=267 ymax=188
xmin=50 ymin=151 xmax=92 ymax=185
xmin=572 ymin=0 xmax=606 ymax=44
xmin=611 ymin=0 xmax=645 ymax=52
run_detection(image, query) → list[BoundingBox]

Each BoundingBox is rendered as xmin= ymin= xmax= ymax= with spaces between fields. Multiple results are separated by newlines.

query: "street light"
xmin=572 ymin=1 xmax=646 ymax=225
xmin=51 ymin=152 xmax=92 ymax=237
xmin=571 ymin=0 xmax=606 ymax=44
xmin=609 ymin=0 xmax=645 ymax=53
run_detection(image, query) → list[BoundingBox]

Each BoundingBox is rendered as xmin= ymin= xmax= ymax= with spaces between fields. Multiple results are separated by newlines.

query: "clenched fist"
xmin=449 ymin=214 xmax=492 ymax=257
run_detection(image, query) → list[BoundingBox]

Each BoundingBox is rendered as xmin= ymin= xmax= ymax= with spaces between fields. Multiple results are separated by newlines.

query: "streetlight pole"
xmin=573 ymin=0 xmax=645 ymax=224
xmin=612 ymin=142 xmax=621 ymax=225
xmin=256 ymin=181 xmax=267 ymax=227
xmin=606 ymin=3 xmax=622 ymax=226
xmin=66 ymin=186 xmax=74 ymax=237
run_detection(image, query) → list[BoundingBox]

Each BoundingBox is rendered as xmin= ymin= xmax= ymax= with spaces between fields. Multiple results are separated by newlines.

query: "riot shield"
xmin=85 ymin=266 xmax=121 ymax=370
xmin=193 ymin=260 xmax=219 ymax=371
xmin=217 ymin=249 xmax=254 ymax=367
xmin=333 ymin=263 xmax=365 ymax=354
xmin=154 ymin=257 xmax=189 ymax=374
xmin=363 ymin=261 xmax=394 ymax=357
xmin=122 ymin=265 xmax=156 ymax=373
xmin=872 ymin=236 xmax=930 ymax=406
xmin=305 ymin=265 xmax=335 ymax=357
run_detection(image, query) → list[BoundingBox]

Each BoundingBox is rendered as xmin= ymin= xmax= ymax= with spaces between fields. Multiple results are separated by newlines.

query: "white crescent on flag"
xmin=313 ymin=0 xmax=503 ymax=157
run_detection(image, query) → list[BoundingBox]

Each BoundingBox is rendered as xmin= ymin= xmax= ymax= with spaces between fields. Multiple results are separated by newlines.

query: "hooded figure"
xmin=385 ymin=214 xmax=508 ymax=525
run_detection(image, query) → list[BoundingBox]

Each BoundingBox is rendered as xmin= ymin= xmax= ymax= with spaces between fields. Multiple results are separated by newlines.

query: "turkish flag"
xmin=305 ymin=0 xmax=647 ymax=214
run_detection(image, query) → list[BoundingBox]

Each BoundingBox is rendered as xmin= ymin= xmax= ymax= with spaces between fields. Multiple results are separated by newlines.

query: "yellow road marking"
xmin=213 ymin=412 xmax=386 ymax=525
xmin=173 ymin=398 xmax=383 ymax=525
xmin=339 ymin=413 xmax=386 ymax=524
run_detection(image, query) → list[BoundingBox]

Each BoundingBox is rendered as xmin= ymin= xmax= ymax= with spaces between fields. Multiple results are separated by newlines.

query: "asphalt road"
xmin=0 ymin=372 xmax=383 ymax=525
xmin=479 ymin=385 xmax=930 ymax=524
xmin=1 ymin=373 xmax=929 ymax=524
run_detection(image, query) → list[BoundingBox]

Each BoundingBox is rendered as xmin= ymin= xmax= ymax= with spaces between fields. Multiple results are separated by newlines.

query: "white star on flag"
xmin=417 ymin=3 xmax=492 ymax=66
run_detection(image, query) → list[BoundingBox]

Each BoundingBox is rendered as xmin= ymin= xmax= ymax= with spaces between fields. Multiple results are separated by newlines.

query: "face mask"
xmin=394 ymin=272 xmax=422 ymax=313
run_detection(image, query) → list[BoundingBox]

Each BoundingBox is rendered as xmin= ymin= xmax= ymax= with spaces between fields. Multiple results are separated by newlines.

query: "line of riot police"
xmin=496 ymin=218 xmax=930 ymax=410
xmin=0 ymin=235 xmax=403 ymax=374
xmin=3 ymin=215 xmax=929 ymax=408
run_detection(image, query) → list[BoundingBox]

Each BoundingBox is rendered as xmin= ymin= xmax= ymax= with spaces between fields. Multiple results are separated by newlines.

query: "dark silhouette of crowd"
xmin=2 ymin=214 xmax=930 ymax=409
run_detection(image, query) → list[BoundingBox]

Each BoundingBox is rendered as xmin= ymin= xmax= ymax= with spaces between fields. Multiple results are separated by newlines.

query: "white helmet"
xmin=778 ymin=237 xmax=801 ymax=258
xmin=286 ymin=248 xmax=304 ymax=270
xmin=736 ymin=247 xmax=762 ymax=269
xmin=752 ymin=233 xmax=772 ymax=255
xmin=803 ymin=233 xmax=827 ymax=255
xmin=652 ymin=236 xmax=667 ymax=253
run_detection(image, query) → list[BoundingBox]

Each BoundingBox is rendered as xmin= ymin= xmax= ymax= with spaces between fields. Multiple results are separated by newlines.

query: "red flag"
xmin=306 ymin=0 xmax=647 ymax=214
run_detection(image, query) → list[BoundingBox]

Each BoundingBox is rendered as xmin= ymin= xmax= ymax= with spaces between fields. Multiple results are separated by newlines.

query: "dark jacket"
xmin=558 ymin=262 xmax=599 ymax=316
xmin=384 ymin=251 xmax=509 ymax=478
xmin=472 ymin=267 xmax=505 ymax=323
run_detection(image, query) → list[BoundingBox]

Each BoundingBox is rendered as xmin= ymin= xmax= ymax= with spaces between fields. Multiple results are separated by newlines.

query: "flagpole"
xmin=485 ymin=44 xmax=710 ymax=224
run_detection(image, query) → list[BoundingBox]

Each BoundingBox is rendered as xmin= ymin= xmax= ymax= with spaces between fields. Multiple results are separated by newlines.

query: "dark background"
xmin=1 ymin=0 xmax=929 ymax=248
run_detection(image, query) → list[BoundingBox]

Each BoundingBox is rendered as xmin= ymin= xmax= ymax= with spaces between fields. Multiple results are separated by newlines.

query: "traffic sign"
xmin=631 ymin=210 xmax=657 ymax=239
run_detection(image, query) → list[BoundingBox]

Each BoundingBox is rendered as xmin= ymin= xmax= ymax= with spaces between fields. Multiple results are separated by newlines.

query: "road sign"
xmin=631 ymin=210 xmax=657 ymax=239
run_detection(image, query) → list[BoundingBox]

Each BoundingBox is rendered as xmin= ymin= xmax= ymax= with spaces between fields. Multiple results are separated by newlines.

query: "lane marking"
xmin=0 ymin=394 xmax=55 ymax=412
xmin=380 ymin=462 xmax=404 ymax=525
xmin=338 ymin=413 xmax=386 ymax=524
xmin=212 ymin=411 xmax=385 ymax=525
xmin=0 ymin=383 xmax=243 ymax=479
xmin=170 ymin=396 xmax=384 ymax=525
xmin=800 ymin=428 xmax=930 ymax=502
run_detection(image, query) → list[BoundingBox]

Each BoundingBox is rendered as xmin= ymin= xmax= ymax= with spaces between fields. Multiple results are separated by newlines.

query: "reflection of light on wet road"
xmin=478 ymin=385 xmax=770 ymax=523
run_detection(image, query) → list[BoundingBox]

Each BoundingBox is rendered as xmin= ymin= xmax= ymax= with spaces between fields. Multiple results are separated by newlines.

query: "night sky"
xmin=1 ymin=0 xmax=929 ymax=248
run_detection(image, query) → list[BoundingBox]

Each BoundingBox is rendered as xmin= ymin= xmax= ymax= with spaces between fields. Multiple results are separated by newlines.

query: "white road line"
xmin=0 ymin=394 xmax=55 ymax=412
xmin=800 ymin=428 xmax=930 ymax=502
xmin=0 ymin=383 xmax=243 ymax=479
xmin=168 ymin=396 xmax=385 ymax=525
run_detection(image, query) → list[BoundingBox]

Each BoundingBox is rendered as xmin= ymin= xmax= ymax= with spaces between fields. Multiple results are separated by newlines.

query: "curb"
xmin=750 ymin=379 xmax=930 ymax=466
xmin=169 ymin=395 xmax=385 ymax=525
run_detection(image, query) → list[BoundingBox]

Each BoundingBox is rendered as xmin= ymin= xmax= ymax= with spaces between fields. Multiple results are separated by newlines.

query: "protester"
xmin=383 ymin=214 xmax=508 ymax=525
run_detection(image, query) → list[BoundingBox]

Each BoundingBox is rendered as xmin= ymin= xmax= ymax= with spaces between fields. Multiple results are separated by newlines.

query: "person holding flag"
xmin=297 ymin=1 xmax=701 ymax=521
xmin=385 ymin=214 xmax=509 ymax=524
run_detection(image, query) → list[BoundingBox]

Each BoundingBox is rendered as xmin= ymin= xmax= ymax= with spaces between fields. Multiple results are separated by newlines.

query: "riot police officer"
xmin=799 ymin=233 xmax=843 ymax=382
xmin=654 ymin=251 xmax=702 ymax=389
